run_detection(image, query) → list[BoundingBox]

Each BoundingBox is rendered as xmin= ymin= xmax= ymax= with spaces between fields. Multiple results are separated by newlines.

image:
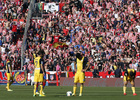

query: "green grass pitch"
xmin=0 ymin=85 xmax=140 ymax=100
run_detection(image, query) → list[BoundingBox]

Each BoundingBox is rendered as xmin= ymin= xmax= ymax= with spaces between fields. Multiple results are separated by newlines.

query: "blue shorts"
xmin=43 ymin=74 xmax=46 ymax=80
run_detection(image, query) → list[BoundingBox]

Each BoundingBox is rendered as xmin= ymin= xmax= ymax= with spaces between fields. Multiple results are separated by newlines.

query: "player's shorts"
xmin=43 ymin=74 xmax=46 ymax=80
xmin=74 ymin=72 xmax=85 ymax=83
xmin=123 ymin=76 xmax=133 ymax=82
xmin=7 ymin=73 xmax=11 ymax=81
xmin=34 ymin=73 xmax=43 ymax=82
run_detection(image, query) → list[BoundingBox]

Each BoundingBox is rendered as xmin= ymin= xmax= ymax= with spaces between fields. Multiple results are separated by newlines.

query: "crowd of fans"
xmin=0 ymin=0 xmax=30 ymax=70
xmin=25 ymin=0 xmax=140 ymax=76
xmin=0 ymin=0 xmax=140 ymax=78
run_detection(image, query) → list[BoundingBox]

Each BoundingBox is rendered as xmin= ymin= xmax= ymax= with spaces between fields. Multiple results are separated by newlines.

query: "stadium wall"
xmin=60 ymin=77 xmax=140 ymax=87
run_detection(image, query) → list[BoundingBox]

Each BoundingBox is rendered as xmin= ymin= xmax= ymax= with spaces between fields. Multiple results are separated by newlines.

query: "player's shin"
xmin=40 ymin=84 xmax=43 ymax=95
xmin=34 ymin=84 xmax=37 ymax=95
xmin=43 ymin=82 xmax=46 ymax=89
xmin=80 ymin=84 xmax=83 ymax=95
xmin=123 ymin=86 xmax=127 ymax=93
xmin=131 ymin=87 xmax=135 ymax=94
xmin=9 ymin=81 xmax=13 ymax=86
xmin=7 ymin=81 xmax=10 ymax=90
xmin=36 ymin=83 xmax=39 ymax=92
xmin=73 ymin=84 xmax=77 ymax=95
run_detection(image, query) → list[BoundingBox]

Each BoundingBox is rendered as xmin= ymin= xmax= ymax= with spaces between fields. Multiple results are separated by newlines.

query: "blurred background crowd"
xmin=0 ymin=0 xmax=140 ymax=78
xmin=0 ymin=0 xmax=29 ymax=70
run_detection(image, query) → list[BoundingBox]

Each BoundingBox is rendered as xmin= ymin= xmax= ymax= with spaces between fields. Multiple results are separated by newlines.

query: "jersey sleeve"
xmin=128 ymin=69 xmax=136 ymax=78
xmin=132 ymin=69 xmax=135 ymax=73
xmin=75 ymin=58 xmax=77 ymax=63
xmin=39 ymin=58 xmax=44 ymax=73
xmin=84 ymin=57 xmax=88 ymax=64
xmin=133 ymin=70 xmax=136 ymax=76
xmin=124 ymin=69 xmax=128 ymax=76
xmin=7 ymin=63 xmax=11 ymax=68
xmin=132 ymin=69 xmax=136 ymax=76
xmin=7 ymin=62 xmax=11 ymax=73
xmin=40 ymin=59 xmax=44 ymax=66
xmin=83 ymin=57 xmax=88 ymax=69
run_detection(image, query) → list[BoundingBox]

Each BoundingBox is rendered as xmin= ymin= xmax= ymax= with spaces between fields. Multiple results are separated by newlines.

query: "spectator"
xmin=138 ymin=62 xmax=140 ymax=71
xmin=135 ymin=23 xmax=140 ymax=32
xmin=97 ymin=60 xmax=103 ymax=72
xmin=114 ymin=66 xmax=122 ymax=78
xmin=131 ymin=60 xmax=138 ymax=71
xmin=92 ymin=66 xmax=99 ymax=78
xmin=56 ymin=62 xmax=61 ymax=78
xmin=47 ymin=61 xmax=54 ymax=71
xmin=70 ymin=60 xmax=75 ymax=74
xmin=117 ymin=59 xmax=124 ymax=70
xmin=0 ymin=61 xmax=4 ymax=70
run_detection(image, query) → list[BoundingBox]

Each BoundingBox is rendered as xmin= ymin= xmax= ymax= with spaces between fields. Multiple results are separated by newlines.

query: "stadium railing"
xmin=21 ymin=0 xmax=35 ymax=69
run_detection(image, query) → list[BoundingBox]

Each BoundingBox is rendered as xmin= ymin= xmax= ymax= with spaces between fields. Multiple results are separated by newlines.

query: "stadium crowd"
xmin=0 ymin=0 xmax=140 ymax=78
xmin=0 ymin=0 xmax=30 ymax=70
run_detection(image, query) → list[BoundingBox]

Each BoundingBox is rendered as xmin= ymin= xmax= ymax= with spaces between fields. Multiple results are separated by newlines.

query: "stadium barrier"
xmin=60 ymin=77 xmax=140 ymax=87
xmin=26 ymin=71 xmax=67 ymax=86
xmin=1 ymin=71 xmax=140 ymax=86
xmin=0 ymin=71 xmax=66 ymax=86
xmin=0 ymin=70 xmax=26 ymax=85
xmin=68 ymin=72 xmax=140 ymax=78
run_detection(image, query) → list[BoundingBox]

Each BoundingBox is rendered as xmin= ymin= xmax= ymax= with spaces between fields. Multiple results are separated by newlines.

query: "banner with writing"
xmin=44 ymin=3 xmax=59 ymax=12
xmin=0 ymin=71 xmax=26 ymax=85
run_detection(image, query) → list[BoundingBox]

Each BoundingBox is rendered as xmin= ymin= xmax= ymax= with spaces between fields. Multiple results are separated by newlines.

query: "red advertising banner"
xmin=0 ymin=71 xmax=26 ymax=85
xmin=68 ymin=72 xmax=140 ymax=78
xmin=60 ymin=77 xmax=140 ymax=87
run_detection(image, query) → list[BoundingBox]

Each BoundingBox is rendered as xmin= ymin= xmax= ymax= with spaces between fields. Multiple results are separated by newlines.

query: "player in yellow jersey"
xmin=123 ymin=67 xmax=137 ymax=96
xmin=33 ymin=50 xmax=45 ymax=97
xmin=6 ymin=57 xmax=14 ymax=91
xmin=72 ymin=53 xmax=89 ymax=96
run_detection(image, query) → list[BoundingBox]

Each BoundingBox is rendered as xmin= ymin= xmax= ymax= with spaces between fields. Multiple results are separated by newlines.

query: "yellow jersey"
xmin=126 ymin=68 xmax=135 ymax=78
xmin=6 ymin=61 xmax=11 ymax=73
xmin=98 ymin=37 xmax=102 ymax=43
xmin=76 ymin=57 xmax=88 ymax=73
xmin=91 ymin=37 xmax=96 ymax=44
xmin=124 ymin=68 xmax=136 ymax=81
xmin=113 ymin=65 xmax=117 ymax=70
xmin=34 ymin=57 xmax=44 ymax=74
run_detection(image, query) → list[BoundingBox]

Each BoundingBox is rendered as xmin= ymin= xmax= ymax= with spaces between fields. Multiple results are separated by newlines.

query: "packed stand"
xmin=0 ymin=0 xmax=30 ymax=70
xmin=24 ymin=0 xmax=140 ymax=77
